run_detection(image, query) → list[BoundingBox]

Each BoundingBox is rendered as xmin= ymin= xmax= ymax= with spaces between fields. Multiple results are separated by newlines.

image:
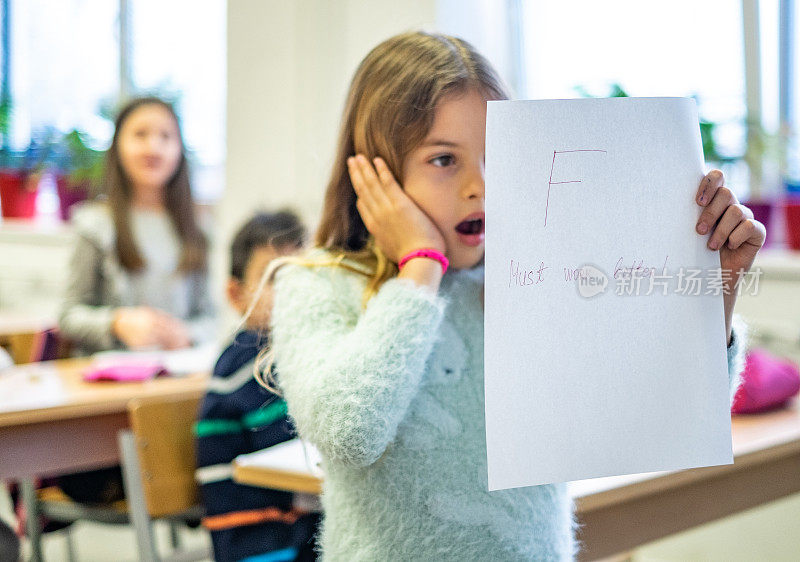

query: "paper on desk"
xmin=484 ymin=97 xmax=732 ymax=490
xmin=92 ymin=341 xmax=219 ymax=375
xmin=237 ymin=439 xmax=323 ymax=477
xmin=0 ymin=364 xmax=66 ymax=412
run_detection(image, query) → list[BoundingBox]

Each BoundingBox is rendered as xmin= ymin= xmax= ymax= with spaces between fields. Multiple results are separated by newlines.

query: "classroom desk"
xmin=0 ymin=358 xmax=209 ymax=480
xmin=233 ymin=399 xmax=800 ymax=561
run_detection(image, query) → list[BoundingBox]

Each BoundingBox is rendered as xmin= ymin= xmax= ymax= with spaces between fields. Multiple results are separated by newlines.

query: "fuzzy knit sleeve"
xmin=726 ymin=314 xmax=748 ymax=405
xmin=186 ymin=270 xmax=218 ymax=346
xmin=270 ymin=264 xmax=446 ymax=467
xmin=58 ymin=204 xmax=118 ymax=352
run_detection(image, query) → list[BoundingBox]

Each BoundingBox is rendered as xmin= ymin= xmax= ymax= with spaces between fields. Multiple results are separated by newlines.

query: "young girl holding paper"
xmin=59 ymin=96 xmax=215 ymax=356
xmin=265 ymin=31 xmax=765 ymax=560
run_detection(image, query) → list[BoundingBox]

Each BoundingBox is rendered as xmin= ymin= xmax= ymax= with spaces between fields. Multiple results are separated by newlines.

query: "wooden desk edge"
xmin=575 ymin=438 xmax=800 ymax=513
xmin=0 ymin=386 xmax=207 ymax=427
xmin=0 ymin=359 xmax=209 ymax=427
xmin=230 ymin=437 xmax=800 ymax=512
xmin=233 ymin=460 xmax=323 ymax=495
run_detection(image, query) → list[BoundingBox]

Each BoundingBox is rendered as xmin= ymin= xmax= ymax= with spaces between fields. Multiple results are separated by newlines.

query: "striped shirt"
xmin=195 ymin=330 xmax=319 ymax=562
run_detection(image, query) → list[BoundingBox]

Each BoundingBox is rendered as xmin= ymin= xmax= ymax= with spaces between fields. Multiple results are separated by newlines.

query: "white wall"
xmin=436 ymin=0 xmax=521 ymax=96
xmin=218 ymin=0 xmax=512 ymax=253
xmin=220 ymin=1 xmax=516 ymax=311
xmin=223 ymin=0 xmax=436 ymax=234
xmin=218 ymin=0 xmax=439 ymax=327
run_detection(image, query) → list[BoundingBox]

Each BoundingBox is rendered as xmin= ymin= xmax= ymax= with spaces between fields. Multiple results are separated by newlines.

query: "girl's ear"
xmin=226 ymin=278 xmax=246 ymax=314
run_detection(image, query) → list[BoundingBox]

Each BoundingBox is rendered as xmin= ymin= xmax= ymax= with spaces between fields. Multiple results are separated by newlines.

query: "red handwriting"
xmin=613 ymin=255 xmax=670 ymax=279
xmin=509 ymin=259 xmax=549 ymax=287
xmin=564 ymin=267 xmax=588 ymax=282
xmin=545 ymin=149 xmax=607 ymax=227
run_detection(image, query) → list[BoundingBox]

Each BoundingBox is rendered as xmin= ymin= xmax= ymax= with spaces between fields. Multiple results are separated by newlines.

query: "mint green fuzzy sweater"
xmin=271 ymin=260 xmax=746 ymax=561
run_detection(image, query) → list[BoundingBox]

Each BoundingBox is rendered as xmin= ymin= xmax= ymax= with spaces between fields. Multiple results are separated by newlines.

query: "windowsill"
xmin=752 ymin=246 xmax=800 ymax=277
xmin=0 ymin=217 xmax=75 ymax=245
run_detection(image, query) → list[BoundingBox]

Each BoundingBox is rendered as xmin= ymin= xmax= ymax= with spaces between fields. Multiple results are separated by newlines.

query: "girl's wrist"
xmin=397 ymin=258 xmax=443 ymax=293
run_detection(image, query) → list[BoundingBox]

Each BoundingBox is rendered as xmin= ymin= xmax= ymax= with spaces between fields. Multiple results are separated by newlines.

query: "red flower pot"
xmin=785 ymin=199 xmax=800 ymax=251
xmin=55 ymin=174 xmax=89 ymax=221
xmin=0 ymin=170 xmax=38 ymax=219
xmin=743 ymin=199 xmax=774 ymax=247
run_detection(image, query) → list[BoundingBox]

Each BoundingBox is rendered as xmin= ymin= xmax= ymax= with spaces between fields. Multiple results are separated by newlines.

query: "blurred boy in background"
xmin=195 ymin=211 xmax=319 ymax=562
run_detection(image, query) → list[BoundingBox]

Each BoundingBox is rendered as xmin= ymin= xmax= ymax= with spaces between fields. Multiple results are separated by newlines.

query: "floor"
xmin=0 ymin=485 xmax=213 ymax=562
xmin=4 ymin=482 xmax=800 ymax=561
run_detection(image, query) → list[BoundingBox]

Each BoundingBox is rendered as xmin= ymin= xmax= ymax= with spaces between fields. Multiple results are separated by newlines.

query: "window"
xmin=517 ymin=0 xmax=798 ymax=199
xmin=5 ymin=0 xmax=117 ymax=148
xmin=130 ymin=0 xmax=226 ymax=201
xmin=519 ymin=1 xmax=745 ymax=158
xmin=1 ymin=0 xmax=226 ymax=201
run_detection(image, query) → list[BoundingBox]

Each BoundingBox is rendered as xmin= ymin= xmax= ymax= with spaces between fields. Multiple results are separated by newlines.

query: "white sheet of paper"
xmin=0 ymin=364 xmax=66 ymax=413
xmin=484 ymin=97 xmax=732 ymax=490
xmin=92 ymin=341 xmax=219 ymax=375
xmin=236 ymin=439 xmax=323 ymax=478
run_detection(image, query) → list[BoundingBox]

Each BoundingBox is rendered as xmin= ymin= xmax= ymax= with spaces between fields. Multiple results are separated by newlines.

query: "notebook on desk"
xmin=233 ymin=439 xmax=324 ymax=495
xmin=0 ymin=364 xmax=66 ymax=412
xmin=236 ymin=439 xmax=323 ymax=477
xmin=89 ymin=342 xmax=219 ymax=379
xmin=83 ymin=360 xmax=167 ymax=382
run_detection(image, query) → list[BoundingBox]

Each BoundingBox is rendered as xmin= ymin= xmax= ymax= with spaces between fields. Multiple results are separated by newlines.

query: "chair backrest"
xmin=127 ymin=395 xmax=202 ymax=518
xmin=31 ymin=328 xmax=72 ymax=362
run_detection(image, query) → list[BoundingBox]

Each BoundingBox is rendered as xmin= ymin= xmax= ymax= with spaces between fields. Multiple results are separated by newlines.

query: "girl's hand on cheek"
xmin=348 ymin=154 xmax=446 ymax=263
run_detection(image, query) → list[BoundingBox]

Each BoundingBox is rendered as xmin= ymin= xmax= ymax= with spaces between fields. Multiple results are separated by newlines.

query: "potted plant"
xmin=0 ymin=91 xmax=106 ymax=221
xmin=0 ymin=97 xmax=43 ymax=219
xmin=0 ymin=154 xmax=40 ymax=219
xmin=52 ymin=129 xmax=104 ymax=220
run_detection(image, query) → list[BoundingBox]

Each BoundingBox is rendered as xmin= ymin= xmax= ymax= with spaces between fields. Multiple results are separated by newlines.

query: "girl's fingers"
xmin=151 ymin=324 xmax=172 ymax=344
xmin=696 ymin=185 xmax=737 ymax=235
xmin=354 ymin=154 xmax=392 ymax=207
xmin=373 ymin=157 xmax=404 ymax=198
xmin=153 ymin=317 xmax=177 ymax=336
xmin=707 ymin=203 xmax=749 ymax=250
xmin=347 ymin=156 xmax=379 ymax=216
xmin=355 ymin=197 xmax=375 ymax=233
xmin=347 ymin=157 xmax=367 ymax=197
xmin=696 ymin=169 xmax=725 ymax=206
xmin=726 ymin=218 xmax=766 ymax=251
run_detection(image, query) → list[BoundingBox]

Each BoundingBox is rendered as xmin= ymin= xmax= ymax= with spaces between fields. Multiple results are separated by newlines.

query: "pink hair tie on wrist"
xmin=398 ymin=249 xmax=449 ymax=274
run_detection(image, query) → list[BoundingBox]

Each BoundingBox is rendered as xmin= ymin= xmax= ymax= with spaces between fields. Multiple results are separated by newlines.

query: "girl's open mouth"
xmin=455 ymin=213 xmax=485 ymax=247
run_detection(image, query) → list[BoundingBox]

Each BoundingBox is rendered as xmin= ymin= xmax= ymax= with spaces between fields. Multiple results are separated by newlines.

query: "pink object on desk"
xmin=83 ymin=360 xmax=167 ymax=382
xmin=732 ymin=349 xmax=800 ymax=414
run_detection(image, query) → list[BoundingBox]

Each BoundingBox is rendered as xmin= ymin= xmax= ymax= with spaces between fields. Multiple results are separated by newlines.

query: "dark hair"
xmin=104 ymin=96 xmax=208 ymax=272
xmin=230 ymin=210 xmax=306 ymax=280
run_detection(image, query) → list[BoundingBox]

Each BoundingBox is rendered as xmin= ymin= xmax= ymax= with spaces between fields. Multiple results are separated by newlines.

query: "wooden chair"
xmin=2 ymin=325 xmax=67 ymax=365
xmin=31 ymin=327 xmax=72 ymax=362
xmin=26 ymin=395 xmax=211 ymax=562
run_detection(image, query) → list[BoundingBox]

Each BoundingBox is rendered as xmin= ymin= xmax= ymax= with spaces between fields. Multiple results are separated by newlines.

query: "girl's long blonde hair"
xmin=254 ymin=31 xmax=509 ymax=392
